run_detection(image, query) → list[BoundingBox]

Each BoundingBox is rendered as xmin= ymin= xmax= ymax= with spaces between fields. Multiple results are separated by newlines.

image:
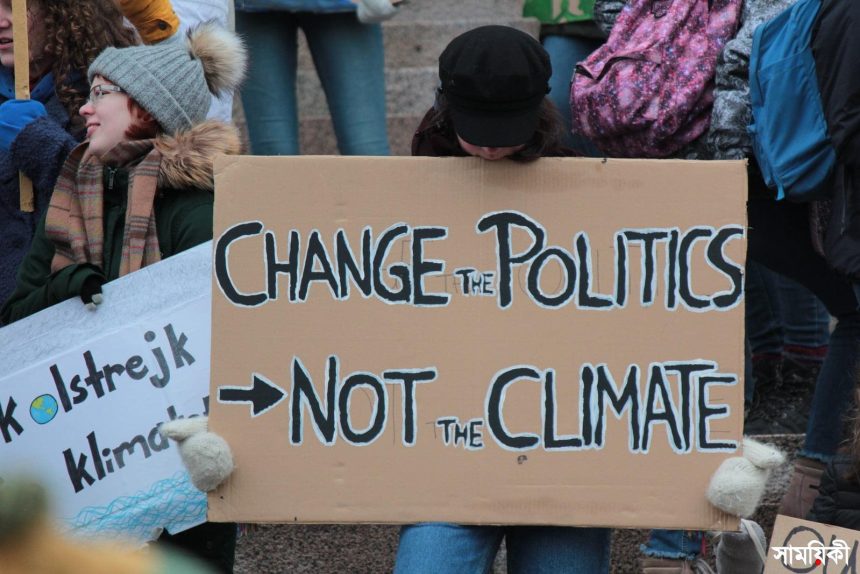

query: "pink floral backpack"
xmin=570 ymin=0 xmax=742 ymax=157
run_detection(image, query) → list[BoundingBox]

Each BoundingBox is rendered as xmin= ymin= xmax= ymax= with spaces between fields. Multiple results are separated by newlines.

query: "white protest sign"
xmin=0 ymin=243 xmax=212 ymax=543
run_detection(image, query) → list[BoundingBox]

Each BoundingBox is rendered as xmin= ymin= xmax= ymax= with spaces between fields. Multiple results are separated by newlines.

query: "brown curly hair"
xmin=32 ymin=0 xmax=138 ymax=131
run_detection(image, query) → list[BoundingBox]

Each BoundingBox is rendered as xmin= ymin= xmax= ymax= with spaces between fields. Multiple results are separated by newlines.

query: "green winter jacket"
xmin=1 ymin=121 xmax=241 ymax=325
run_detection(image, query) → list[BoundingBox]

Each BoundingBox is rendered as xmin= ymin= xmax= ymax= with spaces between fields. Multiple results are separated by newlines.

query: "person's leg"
xmin=640 ymin=529 xmax=704 ymax=560
xmin=744 ymin=335 xmax=753 ymax=406
xmin=745 ymin=261 xmax=783 ymax=358
xmin=640 ymin=529 xmax=707 ymax=573
xmin=766 ymin=272 xmax=832 ymax=432
xmin=715 ymin=519 xmax=768 ymax=574
xmin=777 ymin=272 xmax=830 ymax=390
xmin=301 ymin=12 xmax=390 ymax=155
xmin=748 ymin=193 xmax=860 ymax=517
xmin=777 ymin=274 xmax=831 ymax=359
xmin=542 ymin=33 xmax=603 ymax=156
xmin=506 ymin=526 xmax=610 ymax=574
xmin=748 ymin=195 xmax=859 ymax=451
xmin=394 ymin=523 xmax=503 ymax=574
xmin=744 ymin=260 xmax=783 ymax=409
xmin=800 ymin=313 xmax=860 ymax=460
xmin=157 ymin=522 xmax=237 ymax=574
xmin=235 ymin=11 xmax=300 ymax=155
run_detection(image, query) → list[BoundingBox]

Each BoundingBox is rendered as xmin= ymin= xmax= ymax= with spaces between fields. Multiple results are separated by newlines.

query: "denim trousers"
xmin=236 ymin=10 xmax=390 ymax=155
xmin=641 ymin=529 xmax=705 ymax=561
xmin=745 ymin=259 xmax=830 ymax=359
xmin=748 ymin=195 xmax=860 ymax=461
xmin=541 ymin=33 xmax=604 ymax=156
xmin=394 ymin=523 xmax=610 ymax=574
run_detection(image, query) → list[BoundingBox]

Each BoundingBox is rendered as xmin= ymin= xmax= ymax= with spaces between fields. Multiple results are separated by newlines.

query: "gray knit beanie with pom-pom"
xmin=88 ymin=22 xmax=246 ymax=134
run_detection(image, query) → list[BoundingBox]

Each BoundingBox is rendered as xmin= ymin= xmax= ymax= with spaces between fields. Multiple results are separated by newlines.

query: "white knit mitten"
xmin=707 ymin=437 xmax=785 ymax=517
xmin=160 ymin=416 xmax=234 ymax=492
xmin=356 ymin=0 xmax=398 ymax=23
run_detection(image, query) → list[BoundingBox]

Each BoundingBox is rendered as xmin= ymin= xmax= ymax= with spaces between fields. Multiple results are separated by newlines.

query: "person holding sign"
xmin=411 ymin=27 xmax=571 ymax=161
xmin=398 ymin=25 xmax=779 ymax=574
xmin=401 ymin=26 xmax=615 ymax=572
xmin=0 ymin=22 xmax=247 ymax=572
xmin=155 ymin=24 xmax=787 ymax=572
xmin=0 ymin=0 xmax=138 ymax=316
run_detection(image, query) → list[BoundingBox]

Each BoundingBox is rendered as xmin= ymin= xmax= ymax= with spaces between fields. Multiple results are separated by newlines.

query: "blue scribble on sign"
xmin=68 ymin=471 xmax=206 ymax=542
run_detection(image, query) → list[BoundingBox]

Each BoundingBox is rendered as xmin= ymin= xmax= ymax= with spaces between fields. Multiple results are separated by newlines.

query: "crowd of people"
xmin=0 ymin=0 xmax=859 ymax=573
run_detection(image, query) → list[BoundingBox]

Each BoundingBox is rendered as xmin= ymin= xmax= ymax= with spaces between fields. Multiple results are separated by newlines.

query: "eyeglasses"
xmin=88 ymin=84 xmax=125 ymax=105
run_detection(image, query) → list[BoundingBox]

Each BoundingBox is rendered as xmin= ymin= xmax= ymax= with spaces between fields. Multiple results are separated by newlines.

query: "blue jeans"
xmin=394 ymin=523 xmax=610 ymax=574
xmin=542 ymin=34 xmax=603 ymax=156
xmin=748 ymin=195 xmax=860 ymax=462
xmin=641 ymin=529 xmax=704 ymax=561
xmin=745 ymin=260 xmax=830 ymax=359
xmin=744 ymin=260 xmax=831 ymax=403
xmin=236 ymin=10 xmax=390 ymax=155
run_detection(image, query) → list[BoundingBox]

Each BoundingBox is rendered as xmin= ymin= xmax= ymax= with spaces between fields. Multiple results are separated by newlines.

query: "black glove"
xmin=80 ymin=274 xmax=106 ymax=310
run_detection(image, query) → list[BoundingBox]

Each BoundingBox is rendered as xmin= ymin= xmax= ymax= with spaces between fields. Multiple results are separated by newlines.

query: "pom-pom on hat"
xmin=438 ymin=25 xmax=551 ymax=148
xmin=88 ymin=22 xmax=247 ymax=135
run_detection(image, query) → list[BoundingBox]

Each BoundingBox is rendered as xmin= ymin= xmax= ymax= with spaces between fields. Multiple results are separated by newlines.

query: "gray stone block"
xmin=391 ymin=0 xmax=528 ymax=22
xmin=297 ymin=114 xmax=422 ymax=156
xmin=295 ymin=67 xmax=436 ymax=119
xmin=295 ymin=18 xmax=540 ymax=71
xmin=380 ymin=19 xmax=541 ymax=69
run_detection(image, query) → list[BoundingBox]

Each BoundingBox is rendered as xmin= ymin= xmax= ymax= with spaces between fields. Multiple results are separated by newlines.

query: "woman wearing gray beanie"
xmin=0 ymin=22 xmax=247 ymax=572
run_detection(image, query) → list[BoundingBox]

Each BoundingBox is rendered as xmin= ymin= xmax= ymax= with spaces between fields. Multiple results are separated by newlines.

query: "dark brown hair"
xmin=428 ymin=92 xmax=569 ymax=161
xmin=34 ymin=0 xmax=138 ymax=131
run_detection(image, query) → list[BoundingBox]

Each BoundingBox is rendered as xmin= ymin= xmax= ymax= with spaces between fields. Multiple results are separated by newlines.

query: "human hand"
xmin=79 ymin=273 xmax=106 ymax=311
xmin=356 ymin=0 xmax=399 ymax=23
xmin=707 ymin=437 xmax=785 ymax=517
xmin=159 ymin=416 xmax=235 ymax=492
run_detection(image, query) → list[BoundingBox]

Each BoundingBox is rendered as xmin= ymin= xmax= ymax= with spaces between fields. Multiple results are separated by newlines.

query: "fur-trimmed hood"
xmin=154 ymin=119 xmax=241 ymax=191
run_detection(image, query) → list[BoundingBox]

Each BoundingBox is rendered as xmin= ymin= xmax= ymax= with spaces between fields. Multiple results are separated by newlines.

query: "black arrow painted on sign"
xmin=218 ymin=373 xmax=286 ymax=417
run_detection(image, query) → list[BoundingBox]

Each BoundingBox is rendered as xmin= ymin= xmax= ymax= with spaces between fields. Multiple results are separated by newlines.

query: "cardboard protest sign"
xmin=208 ymin=156 xmax=746 ymax=529
xmin=766 ymin=515 xmax=860 ymax=572
xmin=0 ymin=244 xmax=211 ymax=543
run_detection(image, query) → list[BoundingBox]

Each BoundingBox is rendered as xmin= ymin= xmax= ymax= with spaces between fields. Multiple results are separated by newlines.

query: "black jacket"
xmin=808 ymin=455 xmax=860 ymax=530
xmin=811 ymin=0 xmax=860 ymax=279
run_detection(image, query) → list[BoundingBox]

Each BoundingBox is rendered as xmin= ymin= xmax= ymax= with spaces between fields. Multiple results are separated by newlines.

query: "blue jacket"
xmin=0 ymin=69 xmax=83 ymax=307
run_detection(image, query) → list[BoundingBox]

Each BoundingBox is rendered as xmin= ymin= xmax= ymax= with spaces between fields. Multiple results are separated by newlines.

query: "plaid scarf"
xmin=46 ymin=139 xmax=163 ymax=277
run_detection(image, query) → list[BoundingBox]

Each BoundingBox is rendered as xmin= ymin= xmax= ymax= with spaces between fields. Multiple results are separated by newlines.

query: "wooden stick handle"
xmin=12 ymin=0 xmax=33 ymax=212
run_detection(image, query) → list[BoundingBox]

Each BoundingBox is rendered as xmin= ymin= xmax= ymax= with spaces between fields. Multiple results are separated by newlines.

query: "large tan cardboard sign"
xmin=208 ymin=157 xmax=746 ymax=529
xmin=766 ymin=516 xmax=860 ymax=572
